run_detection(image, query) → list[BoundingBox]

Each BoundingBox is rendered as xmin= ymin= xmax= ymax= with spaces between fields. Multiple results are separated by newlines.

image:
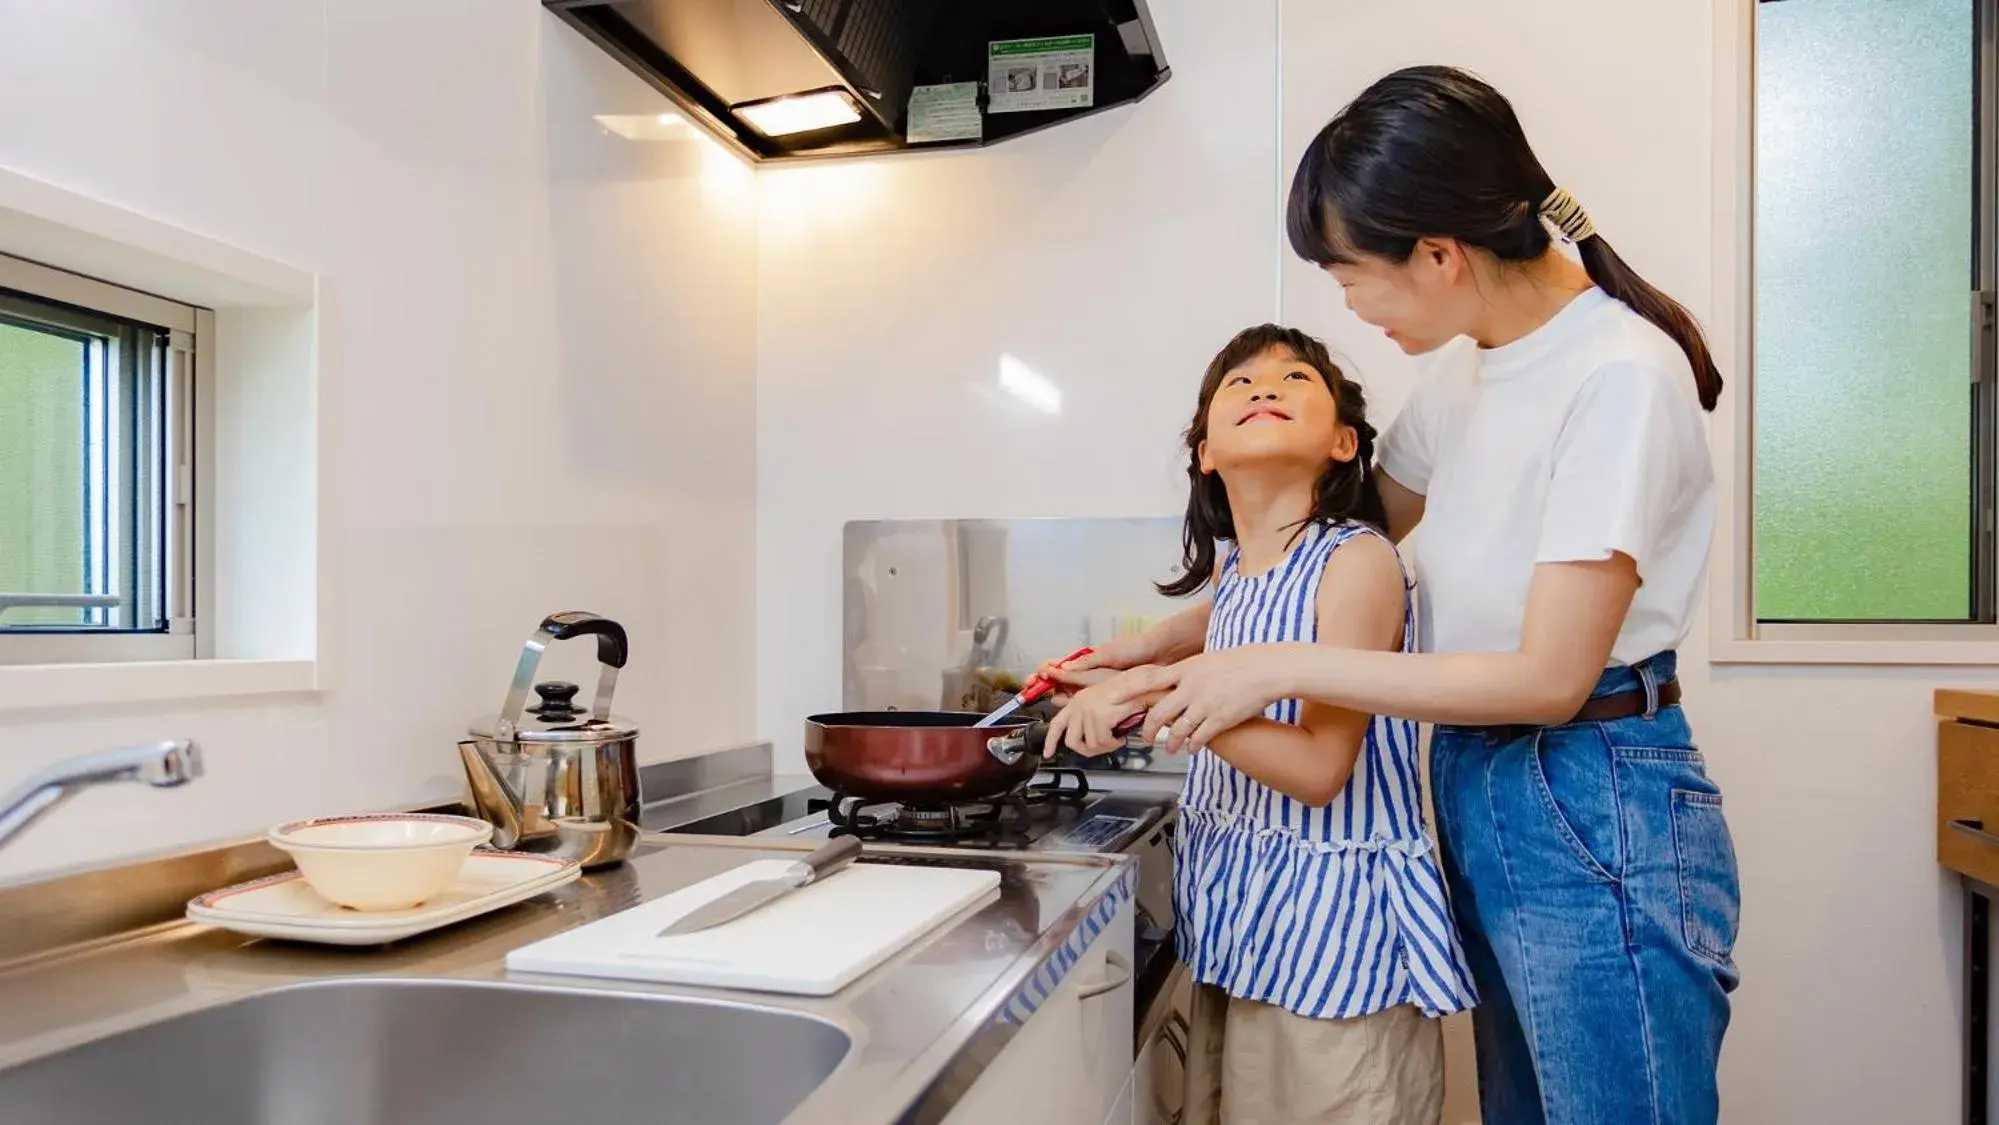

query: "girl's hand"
xmin=1132 ymin=647 xmax=1293 ymax=753
xmin=1044 ymin=667 xmax=1162 ymax=758
xmin=1033 ymin=635 xmax=1158 ymax=705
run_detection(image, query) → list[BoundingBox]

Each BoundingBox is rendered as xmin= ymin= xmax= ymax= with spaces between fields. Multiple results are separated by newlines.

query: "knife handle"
xmin=798 ymin=836 xmax=862 ymax=885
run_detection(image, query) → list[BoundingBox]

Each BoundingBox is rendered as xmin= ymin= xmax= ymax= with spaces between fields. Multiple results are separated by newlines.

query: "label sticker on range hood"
xmin=907 ymin=82 xmax=983 ymax=144
xmin=987 ymin=35 xmax=1095 ymax=114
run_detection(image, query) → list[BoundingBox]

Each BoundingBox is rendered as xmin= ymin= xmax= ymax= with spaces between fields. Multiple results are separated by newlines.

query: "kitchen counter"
xmin=640 ymin=771 xmax=823 ymax=834
xmin=0 ymin=832 xmax=1135 ymax=1125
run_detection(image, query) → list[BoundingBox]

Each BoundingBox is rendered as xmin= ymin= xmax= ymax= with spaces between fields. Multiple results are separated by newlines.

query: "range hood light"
xmin=734 ymin=89 xmax=863 ymax=138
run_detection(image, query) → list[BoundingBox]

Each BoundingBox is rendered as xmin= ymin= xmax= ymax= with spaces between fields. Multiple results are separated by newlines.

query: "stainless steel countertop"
xmin=642 ymin=772 xmax=823 ymax=829
xmin=0 ymin=833 xmax=1135 ymax=1125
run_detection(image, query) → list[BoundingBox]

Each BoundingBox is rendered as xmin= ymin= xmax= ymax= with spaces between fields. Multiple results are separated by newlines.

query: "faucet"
xmin=0 ymin=740 xmax=204 ymax=852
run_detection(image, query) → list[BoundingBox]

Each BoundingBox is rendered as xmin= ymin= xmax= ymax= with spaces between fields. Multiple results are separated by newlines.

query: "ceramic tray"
xmin=186 ymin=850 xmax=579 ymax=946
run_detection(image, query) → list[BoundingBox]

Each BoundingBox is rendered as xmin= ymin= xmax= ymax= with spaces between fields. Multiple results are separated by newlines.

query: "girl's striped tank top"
xmin=1175 ymin=519 xmax=1477 ymax=1019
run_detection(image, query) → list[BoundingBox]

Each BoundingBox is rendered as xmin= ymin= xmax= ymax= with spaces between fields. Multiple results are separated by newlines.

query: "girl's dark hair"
xmin=1284 ymin=65 xmax=1722 ymax=412
xmin=1158 ymin=324 xmax=1386 ymax=598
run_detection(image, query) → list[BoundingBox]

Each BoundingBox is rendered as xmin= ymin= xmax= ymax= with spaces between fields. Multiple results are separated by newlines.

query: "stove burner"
xmin=891 ymin=806 xmax=958 ymax=830
xmin=813 ymin=770 xmax=1092 ymax=847
xmin=1027 ymin=768 xmax=1091 ymax=800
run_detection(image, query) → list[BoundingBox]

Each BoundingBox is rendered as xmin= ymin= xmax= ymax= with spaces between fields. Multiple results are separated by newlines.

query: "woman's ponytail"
xmin=1542 ymin=187 xmax=1722 ymax=413
xmin=1573 ymin=236 xmax=1722 ymax=412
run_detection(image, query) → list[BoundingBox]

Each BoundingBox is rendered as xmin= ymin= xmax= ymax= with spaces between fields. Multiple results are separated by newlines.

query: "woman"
xmin=1050 ymin=66 xmax=1740 ymax=1125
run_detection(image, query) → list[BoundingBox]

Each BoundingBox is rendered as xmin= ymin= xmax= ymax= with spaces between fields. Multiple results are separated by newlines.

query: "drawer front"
xmin=942 ymin=898 xmax=1134 ymax=1125
xmin=1938 ymin=719 xmax=1999 ymax=883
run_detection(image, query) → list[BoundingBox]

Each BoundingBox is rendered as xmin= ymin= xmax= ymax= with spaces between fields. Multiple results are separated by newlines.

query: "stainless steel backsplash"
xmin=842 ymin=518 xmax=1192 ymax=718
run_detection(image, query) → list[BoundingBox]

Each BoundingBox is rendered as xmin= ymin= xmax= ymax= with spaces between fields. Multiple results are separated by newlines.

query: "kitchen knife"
xmin=972 ymin=646 xmax=1095 ymax=728
xmin=656 ymin=836 xmax=864 ymax=936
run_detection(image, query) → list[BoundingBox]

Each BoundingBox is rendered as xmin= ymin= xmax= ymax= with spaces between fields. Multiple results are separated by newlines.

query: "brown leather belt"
xmin=1470 ymin=679 xmax=1681 ymax=742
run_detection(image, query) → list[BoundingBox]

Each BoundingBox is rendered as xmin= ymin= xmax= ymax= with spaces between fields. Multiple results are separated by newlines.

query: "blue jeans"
xmin=1431 ymin=652 xmax=1740 ymax=1125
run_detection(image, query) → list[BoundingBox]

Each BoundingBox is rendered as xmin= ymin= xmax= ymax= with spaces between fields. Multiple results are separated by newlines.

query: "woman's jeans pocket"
xmin=1672 ymin=787 xmax=1742 ymax=976
xmin=1530 ymin=728 xmax=1621 ymax=883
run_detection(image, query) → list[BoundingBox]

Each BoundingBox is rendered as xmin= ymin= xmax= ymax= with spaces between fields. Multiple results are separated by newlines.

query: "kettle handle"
xmin=542 ymin=612 xmax=629 ymax=671
xmin=496 ymin=612 xmax=629 ymax=736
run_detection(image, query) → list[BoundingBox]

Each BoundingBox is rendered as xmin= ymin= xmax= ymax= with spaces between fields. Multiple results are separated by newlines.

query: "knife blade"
xmin=657 ymin=836 xmax=863 ymax=936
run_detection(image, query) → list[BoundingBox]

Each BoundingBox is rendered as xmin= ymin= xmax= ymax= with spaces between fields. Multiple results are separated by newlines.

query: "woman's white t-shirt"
xmin=1376 ymin=287 xmax=1715 ymax=665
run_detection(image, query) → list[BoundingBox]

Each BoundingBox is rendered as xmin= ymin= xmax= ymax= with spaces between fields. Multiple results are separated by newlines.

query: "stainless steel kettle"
xmin=458 ymin=612 xmax=640 ymax=869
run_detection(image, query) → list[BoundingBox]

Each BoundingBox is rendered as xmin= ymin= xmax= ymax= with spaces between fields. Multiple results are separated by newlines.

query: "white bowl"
xmin=268 ymin=814 xmax=494 ymax=912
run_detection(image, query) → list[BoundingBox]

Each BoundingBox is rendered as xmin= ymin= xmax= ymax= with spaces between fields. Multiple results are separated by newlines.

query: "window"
xmin=0 ymin=255 xmax=202 ymax=665
xmin=1749 ymin=0 xmax=1989 ymax=633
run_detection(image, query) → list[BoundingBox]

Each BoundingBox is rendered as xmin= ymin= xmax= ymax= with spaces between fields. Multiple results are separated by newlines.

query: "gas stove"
xmin=799 ymin=772 xmax=1171 ymax=854
xmin=661 ymin=772 xmax=1172 ymax=856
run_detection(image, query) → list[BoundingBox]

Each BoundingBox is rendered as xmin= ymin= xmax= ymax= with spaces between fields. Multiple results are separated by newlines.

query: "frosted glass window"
xmin=1753 ymin=0 xmax=1976 ymax=621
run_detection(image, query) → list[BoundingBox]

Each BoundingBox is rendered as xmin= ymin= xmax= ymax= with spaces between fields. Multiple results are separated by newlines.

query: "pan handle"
xmin=988 ymin=714 xmax=1148 ymax=765
xmin=987 ymin=722 xmax=1045 ymax=765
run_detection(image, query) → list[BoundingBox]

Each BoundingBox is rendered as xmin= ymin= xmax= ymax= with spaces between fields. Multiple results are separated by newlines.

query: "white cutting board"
xmin=505 ymin=859 xmax=1000 ymax=996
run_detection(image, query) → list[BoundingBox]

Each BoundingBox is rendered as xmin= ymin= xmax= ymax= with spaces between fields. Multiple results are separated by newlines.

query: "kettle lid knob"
xmin=527 ymin=681 xmax=583 ymax=719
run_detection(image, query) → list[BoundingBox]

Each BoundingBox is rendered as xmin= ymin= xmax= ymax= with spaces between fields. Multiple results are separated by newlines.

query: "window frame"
xmin=0 ymin=253 xmax=208 ymax=667
xmin=1714 ymin=0 xmax=1999 ymax=662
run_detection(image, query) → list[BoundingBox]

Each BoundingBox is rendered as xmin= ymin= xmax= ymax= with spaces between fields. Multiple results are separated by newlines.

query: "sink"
xmin=0 ymin=978 xmax=851 ymax=1125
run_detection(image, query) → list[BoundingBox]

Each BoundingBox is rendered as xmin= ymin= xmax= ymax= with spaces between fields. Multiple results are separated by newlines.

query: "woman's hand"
xmin=1030 ymin=603 xmax=1217 ymax=702
xmin=1044 ymin=667 xmax=1163 ymax=758
xmin=1132 ymin=647 xmax=1294 ymax=753
xmin=1035 ymin=633 xmax=1155 ymax=685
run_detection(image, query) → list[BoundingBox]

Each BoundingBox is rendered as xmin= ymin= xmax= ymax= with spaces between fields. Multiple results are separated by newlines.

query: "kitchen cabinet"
xmin=1102 ymin=1067 xmax=1137 ymax=1125
xmin=1940 ymin=692 xmax=1999 ymax=886
xmin=1135 ymin=969 xmax=1191 ymax=1125
xmin=1936 ymin=690 xmax=1999 ymax=1125
xmin=945 ymin=897 xmax=1135 ymax=1125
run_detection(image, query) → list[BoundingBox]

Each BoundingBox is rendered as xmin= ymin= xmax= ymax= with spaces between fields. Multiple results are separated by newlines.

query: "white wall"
xmin=754 ymin=0 xmax=1283 ymax=753
xmin=754 ymin=0 xmax=1978 ymax=1120
xmin=0 ymin=1 xmax=761 ymax=883
xmin=0 ymin=0 xmax=1971 ymax=1118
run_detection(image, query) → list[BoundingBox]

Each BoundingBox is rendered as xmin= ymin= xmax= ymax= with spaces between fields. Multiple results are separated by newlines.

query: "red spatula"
xmin=972 ymin=646 xmax=1094 ymax=728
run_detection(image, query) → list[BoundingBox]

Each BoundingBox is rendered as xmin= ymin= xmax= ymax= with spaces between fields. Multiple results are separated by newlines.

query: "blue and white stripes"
xmin=997 ymin=867 xmax=1134 ymax=1026
xmin=1174 ymin=520 xmax=1476 ymax=1019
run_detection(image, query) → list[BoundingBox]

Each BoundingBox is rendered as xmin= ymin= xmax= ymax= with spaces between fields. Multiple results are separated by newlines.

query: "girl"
xmin=1052 ymin=67 xmax=1741 ymax=1125
xmin=1048 ymin=324 xmax=1474 ymax=1125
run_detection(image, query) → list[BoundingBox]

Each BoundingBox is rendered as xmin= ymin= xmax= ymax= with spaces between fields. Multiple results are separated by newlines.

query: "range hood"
xmin=545 ymin=0 xmax=1170 ymax=162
